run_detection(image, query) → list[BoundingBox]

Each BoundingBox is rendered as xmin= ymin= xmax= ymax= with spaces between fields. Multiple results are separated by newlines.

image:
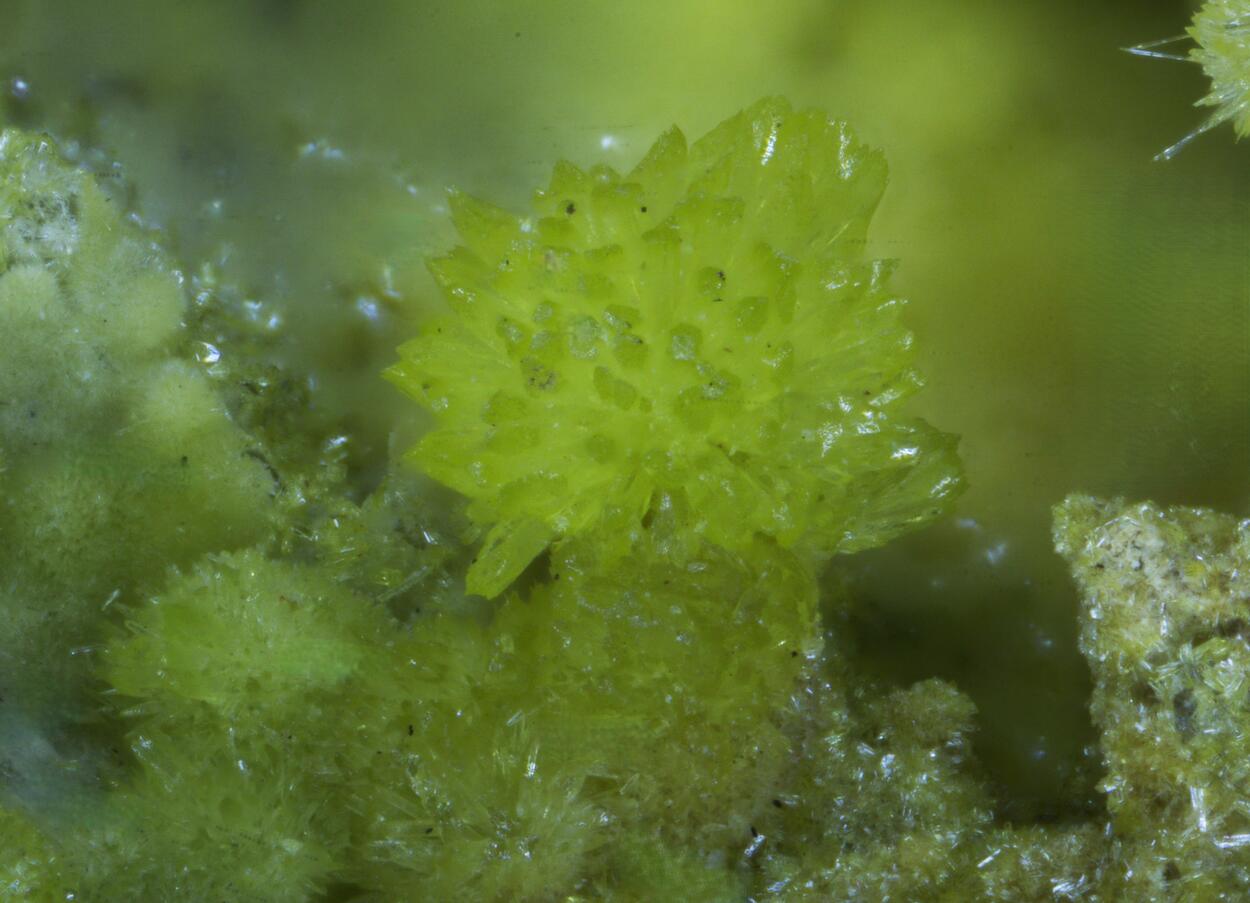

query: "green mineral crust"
xmin=1055 ymin=494 xmax=1250 ymax=899
xmin=0 ymin=103 xmax=982 ymax=901
xmin=0 ymin=128 xmax=274 ymax=719
xmin=2 ymin=96 xmax=1244 ymax=903
xmin=0 ymin=98 xmax=965 ymax=895
xmin=744 ymin=616 xmax=1108 ymax=901
xmin=0 ymin=128 xmax=457 ymax=899
xmin=745 ymin=495 xmax=1250 ymax=900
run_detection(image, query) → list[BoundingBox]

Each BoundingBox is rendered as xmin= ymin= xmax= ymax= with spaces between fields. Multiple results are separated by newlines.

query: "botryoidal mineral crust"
xmin=0 ymin=128 xmax=275 ymax=719
xmin=1055 ymin=494 xmax=1250 ymax=899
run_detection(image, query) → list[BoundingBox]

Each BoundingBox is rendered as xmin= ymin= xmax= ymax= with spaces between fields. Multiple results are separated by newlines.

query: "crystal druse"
xmin=1 ymin=96 xmax=1247 ymax=902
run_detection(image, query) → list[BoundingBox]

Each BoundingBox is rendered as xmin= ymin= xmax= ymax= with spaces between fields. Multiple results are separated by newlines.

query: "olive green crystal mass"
xmin=0 ymin=1 xmax=1248 ymax=894
xmin=1055 ymin=496 xmax=1250 ymax=899
xmin=0 ymin=104 xmax=974 ymax=900
xmin=0 ymin=128 xmax=275 ymax=721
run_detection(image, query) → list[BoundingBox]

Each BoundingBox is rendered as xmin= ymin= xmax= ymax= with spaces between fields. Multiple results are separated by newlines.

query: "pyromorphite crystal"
xmin=341 ymin=510 xmax=820 ymax=899
xmin=81 ymin=503 xmax=817 ymax=900
xmin=7 ymin=103 xmax=1151 ymax=902
xmin=104 ymin=551 xmax=387 ymax=714
xmin=387 ymin=97 xmax=963 ymax=597
xmin=1055 ymin=494 xmax=1250 ymax=899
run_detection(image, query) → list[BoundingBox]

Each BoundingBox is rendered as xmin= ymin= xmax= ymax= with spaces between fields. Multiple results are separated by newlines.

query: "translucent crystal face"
xmin=388 ymin=98 xmax=962 ymax=596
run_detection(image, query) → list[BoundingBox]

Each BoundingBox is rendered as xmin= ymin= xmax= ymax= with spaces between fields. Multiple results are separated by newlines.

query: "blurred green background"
xmin=2 ymin=0 xmax=1246 ymax=821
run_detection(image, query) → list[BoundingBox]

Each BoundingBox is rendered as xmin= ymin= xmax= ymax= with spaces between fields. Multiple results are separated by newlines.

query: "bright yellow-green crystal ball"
xmin=388 ymin=98 xmax=962 ymax=597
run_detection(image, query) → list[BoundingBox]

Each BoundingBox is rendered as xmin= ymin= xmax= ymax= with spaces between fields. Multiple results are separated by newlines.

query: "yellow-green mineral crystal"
xmin=7 ymin=86 xmax=1245 ymax=902
xmin=0 ymin=102 xmax=977 ymax=901
xmin=387 ymin=97 xmax=963 ymax=597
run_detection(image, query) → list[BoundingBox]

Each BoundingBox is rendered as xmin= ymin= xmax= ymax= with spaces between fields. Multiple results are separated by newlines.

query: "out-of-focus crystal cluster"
xmin=0 ymin=128 xmax=274 ymax=721
xmin=1190 ymin=0 xmax=1250 ymax=139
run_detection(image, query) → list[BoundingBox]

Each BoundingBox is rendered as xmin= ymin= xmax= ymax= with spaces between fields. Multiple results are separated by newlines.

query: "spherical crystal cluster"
xmin=1191 ymin=0 xmax=1250 ymax=138
xmin=388 ymin=98 xmax=961 ymax=596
